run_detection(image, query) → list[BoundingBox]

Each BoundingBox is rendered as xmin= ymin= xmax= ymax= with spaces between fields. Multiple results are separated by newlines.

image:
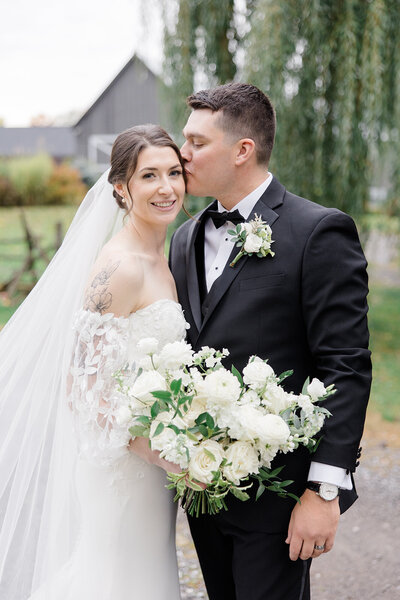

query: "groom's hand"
xmin=285 ymin=489 xmax=340 ymax=561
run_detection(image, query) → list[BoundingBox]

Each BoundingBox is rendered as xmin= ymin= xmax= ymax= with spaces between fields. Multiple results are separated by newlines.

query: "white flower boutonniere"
xmin=228 ymin=215 xmax=275 ymax=267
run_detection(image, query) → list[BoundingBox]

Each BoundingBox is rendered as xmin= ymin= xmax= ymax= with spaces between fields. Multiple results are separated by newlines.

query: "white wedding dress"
xmin=30 ymin=299 xmax=188 ymax=600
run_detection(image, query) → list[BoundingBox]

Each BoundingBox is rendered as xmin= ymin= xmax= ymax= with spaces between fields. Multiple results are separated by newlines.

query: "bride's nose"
xmin=158 ymin=177 xmax=174 ymax=195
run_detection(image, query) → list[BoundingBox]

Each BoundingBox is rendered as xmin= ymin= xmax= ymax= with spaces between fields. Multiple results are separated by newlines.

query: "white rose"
xmin=307 ymin=378 xmax=327 ymax=401
xmin=158 ymin=341 xmax=194 ymax=371
xmin=201 ymin=369 xmax=241 ymax=412
xmin=136 ymin=337 xmax=159 ymax=355
xmin=223 ymin=441 xmax=260 ymax=485
xmin=243 ymin=357 xmax=275 ymax=389
xmin=238 ymin=405 xmax=290 ymax=446
xmin=115 ymin=405 xmax=132 ymax=426
xmin=130 ymin=371 xmax=167 ymax=404
xmin=244 ymin=233 xmax=263 ymax=253
xmin=189 ymin=440 xmax=226 ymax=484
xmin=263 ymin=382 xmax=293 ymax=414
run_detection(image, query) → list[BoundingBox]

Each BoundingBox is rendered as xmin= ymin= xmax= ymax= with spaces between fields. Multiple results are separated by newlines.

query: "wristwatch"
xmin=306 ymin=481 xmax=339 ymax=501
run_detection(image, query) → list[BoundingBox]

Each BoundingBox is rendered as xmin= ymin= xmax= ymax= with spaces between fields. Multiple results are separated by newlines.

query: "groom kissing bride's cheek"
xmin=169 ymin=83 xmax=371 ymax=600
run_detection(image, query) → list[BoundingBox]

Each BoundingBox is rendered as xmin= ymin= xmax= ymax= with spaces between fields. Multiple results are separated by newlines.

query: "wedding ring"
xmin=314 ymin=544 xmax=325 ymax=551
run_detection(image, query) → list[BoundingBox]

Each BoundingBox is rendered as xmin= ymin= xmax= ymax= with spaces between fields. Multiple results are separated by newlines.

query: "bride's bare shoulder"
xmin=83 ymin=249 xmax=144 ymax=317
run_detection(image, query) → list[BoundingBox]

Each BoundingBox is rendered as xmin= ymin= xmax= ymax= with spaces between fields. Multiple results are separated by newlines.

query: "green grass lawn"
xmin=0 ymin=206 xmax=399 ymax=422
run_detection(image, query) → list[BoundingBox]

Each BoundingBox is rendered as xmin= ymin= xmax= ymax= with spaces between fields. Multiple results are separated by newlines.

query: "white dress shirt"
xmin=203 ymin=173 xmax=352 ymax=490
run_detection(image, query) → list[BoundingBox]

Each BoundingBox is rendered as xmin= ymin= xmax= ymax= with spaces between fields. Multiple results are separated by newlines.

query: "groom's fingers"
xmin=288 ymin=534 xmax=303 ymax=561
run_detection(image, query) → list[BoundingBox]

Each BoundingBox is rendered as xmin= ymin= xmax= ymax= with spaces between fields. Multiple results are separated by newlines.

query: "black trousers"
xmin=188 ymin=513 xmax=311 ymax=600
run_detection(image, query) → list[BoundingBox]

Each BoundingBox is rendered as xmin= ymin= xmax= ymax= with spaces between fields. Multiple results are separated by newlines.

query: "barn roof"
xmin=0 ymin=127 xmax=76 ymax=157
xmin=74 ymin=54 xmax=157 ymax=128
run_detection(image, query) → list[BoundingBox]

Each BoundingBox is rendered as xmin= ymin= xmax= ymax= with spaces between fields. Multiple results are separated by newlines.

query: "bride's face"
xmin=124 ymin=145 xmax=185 ymax=226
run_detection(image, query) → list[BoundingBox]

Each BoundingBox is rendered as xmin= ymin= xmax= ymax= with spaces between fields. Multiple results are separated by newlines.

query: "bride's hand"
xmin=128 ymin=436 xmax=181 ymax=473
xmin=129 ymin=437 xmax=207 ymax=488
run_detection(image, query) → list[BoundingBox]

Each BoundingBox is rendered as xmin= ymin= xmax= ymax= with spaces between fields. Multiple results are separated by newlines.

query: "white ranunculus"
xmin=136 ymin=337 xmax=159 ymax=355
xmin=244 ymin=233 xmax=263 ymax=253
xmin=115 ymin=405 xmax=132 ymax=426
xmin=223 ymin=441 xmax=260 ymax=485
xmin=243 ymin=357 xmax=275 ymax=389
xmin=242 ymin=222 xmax=253 ymax=235
xmin=263 ymin=382 xmax=293 ymax=414
xmin=238 ymin=405 xmax=290 ymax=446
xmin=200 ymin=369 xmax=241 ymax=413
xmin=130 ymin=371 xmax=166 ymax=404
xmin=307 ymin=378 xmax=327 ymax=401
xmin=158 ymin=341 xmax=194 ymax=371
xmin=238 ymin=389 xmax=260 ymax=406
xmin=189 ymin=440 xmax=226 ymax=484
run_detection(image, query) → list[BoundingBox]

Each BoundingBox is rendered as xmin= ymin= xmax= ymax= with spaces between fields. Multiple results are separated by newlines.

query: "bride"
xmin=0 ymin=125 xmax=189 ymax=599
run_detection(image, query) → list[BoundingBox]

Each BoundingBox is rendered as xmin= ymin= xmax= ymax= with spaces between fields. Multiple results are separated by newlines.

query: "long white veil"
xmin=0 ymin=170 xmax=124 ymax=598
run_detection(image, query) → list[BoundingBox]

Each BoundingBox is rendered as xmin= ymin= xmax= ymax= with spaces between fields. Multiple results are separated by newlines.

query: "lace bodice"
xmin=68 ymin=299 xmax=188 ymax=464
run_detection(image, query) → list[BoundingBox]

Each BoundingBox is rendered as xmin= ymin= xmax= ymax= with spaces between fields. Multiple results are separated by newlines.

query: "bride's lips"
xmin=150 ymin=199 xmax=177 ymax=211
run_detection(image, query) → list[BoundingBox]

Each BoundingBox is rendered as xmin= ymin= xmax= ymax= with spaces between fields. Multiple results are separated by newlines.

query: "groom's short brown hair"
xmin=187 ymin=82 xmax=276 ymax=165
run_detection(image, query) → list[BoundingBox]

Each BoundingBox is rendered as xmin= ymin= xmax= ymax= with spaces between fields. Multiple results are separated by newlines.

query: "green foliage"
xmin=0 ymin=155 xmax=87 ymax=206
xmin=245 ymin=0 xmax=400 ymax=216
xmin=368 ymin=285 xmax=400 ymax=421
xmin=160 ymin=0 xmax=255 ymax=137
xmin=2 ymin=154 xmax=53 ymax=206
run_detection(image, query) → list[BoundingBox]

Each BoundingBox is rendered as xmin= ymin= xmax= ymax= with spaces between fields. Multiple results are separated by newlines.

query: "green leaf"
xmin=153 ymin=422 xmax=164 ymax=437
xmin=231 ymin=487 xmax=250 ymax=501
xmin=256 ymin=482 xmax=266 ymax=501
xmin=277 ymin=370 xmax=294 ymax=383
xmin=231 ymin=365 xmax=243 ymax=385
xmin=135 ymin=415 xmax=150 ymax=426
xmin=170 ymin=378 xmax=182 ymax=394
xmin=151 ymin=390 xmax=172 ymax=401
xmin=129 ymin=425 xmax=148 ymax=437
xmin=203 ymin=448 xmax=216 ymax=461
xmin=150 ymin=402 xmax=161 ymax=419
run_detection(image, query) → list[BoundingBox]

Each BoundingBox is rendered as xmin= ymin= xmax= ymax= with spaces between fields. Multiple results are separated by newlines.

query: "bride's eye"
xmin=170 ymin=169 xmax=183 ymax=177
xmin=142 ymin=173 xmax=155 ymax=179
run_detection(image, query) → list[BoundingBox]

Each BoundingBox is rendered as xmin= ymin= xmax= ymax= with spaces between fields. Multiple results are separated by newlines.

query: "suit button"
xmin=355 ymin=460 xmax=360 ymax=467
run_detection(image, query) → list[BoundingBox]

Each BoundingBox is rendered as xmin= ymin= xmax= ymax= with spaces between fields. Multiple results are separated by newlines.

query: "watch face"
xmin=320 ymin=483 xmax=338 ymax=501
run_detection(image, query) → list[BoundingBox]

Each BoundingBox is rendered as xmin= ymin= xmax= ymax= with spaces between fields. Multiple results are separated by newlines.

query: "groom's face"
xmin=181 ymin=109 xmax=236 ymax=198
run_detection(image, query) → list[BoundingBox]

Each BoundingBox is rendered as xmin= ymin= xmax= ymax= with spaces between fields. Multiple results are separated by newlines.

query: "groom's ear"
xmin=234 ymin=138 xmax=256 ymax=166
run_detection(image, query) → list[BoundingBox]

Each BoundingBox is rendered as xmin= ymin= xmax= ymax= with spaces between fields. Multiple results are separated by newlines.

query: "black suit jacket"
xmin=169 ymin=177 xmax=371 ymax=532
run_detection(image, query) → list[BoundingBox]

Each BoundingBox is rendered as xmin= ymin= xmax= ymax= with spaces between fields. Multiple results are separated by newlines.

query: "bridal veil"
xmin=0 ymin=171 xmax=124 ymax=598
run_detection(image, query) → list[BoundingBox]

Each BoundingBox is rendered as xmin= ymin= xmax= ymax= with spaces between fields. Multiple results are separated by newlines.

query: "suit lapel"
xmin=199 ymin=177 xmax=285 ymax=332
xmin=185 ymin=201 xmax=216 ymax=332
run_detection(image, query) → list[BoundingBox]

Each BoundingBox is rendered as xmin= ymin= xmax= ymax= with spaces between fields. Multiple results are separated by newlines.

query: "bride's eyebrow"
xmin=138 ymin=164 xmax=182 ymax=173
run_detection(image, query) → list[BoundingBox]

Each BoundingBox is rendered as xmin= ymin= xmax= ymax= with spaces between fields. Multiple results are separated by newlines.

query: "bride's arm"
xmin=70 ymin=255 xmax=183 ymax=470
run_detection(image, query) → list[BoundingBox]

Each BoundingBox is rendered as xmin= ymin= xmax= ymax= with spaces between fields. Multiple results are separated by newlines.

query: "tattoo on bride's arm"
xmin=84 ymin=261 xmax=121 ymax=314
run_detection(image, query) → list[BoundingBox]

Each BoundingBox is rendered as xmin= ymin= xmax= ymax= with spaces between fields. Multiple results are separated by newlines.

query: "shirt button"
xmin=225 ymin=238 xmax=228 ymax=241
xmin=215 ymin=267 xmax=218 ymax=270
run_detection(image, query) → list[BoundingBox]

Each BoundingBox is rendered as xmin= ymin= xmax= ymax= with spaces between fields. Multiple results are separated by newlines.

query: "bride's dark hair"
xmin=108 ymin=124 xmax=187 ymax=213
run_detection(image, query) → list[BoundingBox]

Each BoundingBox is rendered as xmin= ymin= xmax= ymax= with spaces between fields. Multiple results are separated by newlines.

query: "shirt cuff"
xmin=308 ymin=461 xmax=353 ymax=490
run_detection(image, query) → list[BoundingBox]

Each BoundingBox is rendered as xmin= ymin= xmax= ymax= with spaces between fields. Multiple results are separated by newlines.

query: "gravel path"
xmin=177 ymin=415 xmax=400 ymax=599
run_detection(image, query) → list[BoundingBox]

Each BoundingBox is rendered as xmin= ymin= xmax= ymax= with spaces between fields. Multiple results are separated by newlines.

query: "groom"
xmin=169 ymin=83 xmax=371 ymax=600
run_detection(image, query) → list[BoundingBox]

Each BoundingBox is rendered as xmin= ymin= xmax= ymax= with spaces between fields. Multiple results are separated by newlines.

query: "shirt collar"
xmin=217 ymin=173 xmax=273 ymax=220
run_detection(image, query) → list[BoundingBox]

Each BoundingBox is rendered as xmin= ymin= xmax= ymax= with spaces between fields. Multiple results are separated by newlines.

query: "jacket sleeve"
xmin=301 ymin=210 xmax=371 ymax=471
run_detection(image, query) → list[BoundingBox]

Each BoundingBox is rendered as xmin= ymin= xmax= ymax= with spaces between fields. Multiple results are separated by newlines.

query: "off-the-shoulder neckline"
xmin=79 ymin=298 xmax=182 ymax=322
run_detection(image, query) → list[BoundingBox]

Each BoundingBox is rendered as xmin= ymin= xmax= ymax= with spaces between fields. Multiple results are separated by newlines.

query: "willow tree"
xmin=160 ymin=0 xmax=255 ymax=220
xmin=161 ymin=0 xmax=255 ymax=136
xmin=245 ymin=0 xmax=400 ymax=216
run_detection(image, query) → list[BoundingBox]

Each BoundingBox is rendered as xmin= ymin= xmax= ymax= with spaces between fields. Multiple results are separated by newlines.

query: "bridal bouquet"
xmin=115 ymin=340 xmax=334 ymax=516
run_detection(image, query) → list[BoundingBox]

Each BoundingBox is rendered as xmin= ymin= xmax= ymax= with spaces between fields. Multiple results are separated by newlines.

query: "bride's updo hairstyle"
xmin=108 ymin=124 xmax=187 ymax=214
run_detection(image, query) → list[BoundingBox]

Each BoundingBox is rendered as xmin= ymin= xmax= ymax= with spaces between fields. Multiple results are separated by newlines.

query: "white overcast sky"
xmin=0 ymin=0 xmax=163 ymax=126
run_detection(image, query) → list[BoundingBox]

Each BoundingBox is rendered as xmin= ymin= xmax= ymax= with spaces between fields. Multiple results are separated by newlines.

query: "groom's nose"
xmin=180 ymin=140 xmax=190 ymax=161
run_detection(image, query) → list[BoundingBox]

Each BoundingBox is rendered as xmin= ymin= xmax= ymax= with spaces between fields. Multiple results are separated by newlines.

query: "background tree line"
xmin=157 ymin=0 xmax=400 ymax=220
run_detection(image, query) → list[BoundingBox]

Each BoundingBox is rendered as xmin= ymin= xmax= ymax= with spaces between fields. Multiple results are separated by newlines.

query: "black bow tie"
xmin=206 ymin=208 xmax=245 ymax=229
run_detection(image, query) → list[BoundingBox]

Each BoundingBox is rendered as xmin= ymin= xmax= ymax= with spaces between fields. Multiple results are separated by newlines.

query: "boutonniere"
xmin=228 ymin=215 xmax=275 ymax=267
